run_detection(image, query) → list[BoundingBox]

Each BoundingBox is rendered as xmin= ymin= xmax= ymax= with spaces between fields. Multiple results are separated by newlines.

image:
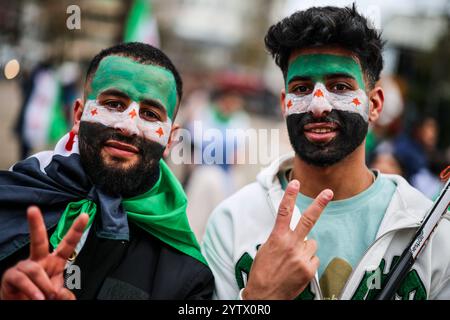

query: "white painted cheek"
xmin=82 ymin=100 xmax=173 ymax=145
xmin=328 ymin=89 xmax=370 ymax=122
xmin=81 ymin=100 xmax=121 ymax=127
xmin=139 ymin=120 xmax=172 ymax=146
xmin=284 ymin=94 xmax=311 ymax=117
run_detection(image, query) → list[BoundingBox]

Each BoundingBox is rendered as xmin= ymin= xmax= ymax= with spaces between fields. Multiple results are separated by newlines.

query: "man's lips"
xmin=103 ymin=140 xmax=139 ymax=158
xmin=303 ymin=122 xmax=340 ymax=143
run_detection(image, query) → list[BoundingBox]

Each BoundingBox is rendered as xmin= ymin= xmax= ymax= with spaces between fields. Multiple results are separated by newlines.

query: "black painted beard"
xmin=78 ymin=121 xmax=165 ymax=197
xmin=286 ymin=110 xmax=368 ymax=167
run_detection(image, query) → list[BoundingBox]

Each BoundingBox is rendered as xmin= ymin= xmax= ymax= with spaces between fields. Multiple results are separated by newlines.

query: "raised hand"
xmin=0 ymin=206 xmax=89 ymax=300
xmin=243 ymin=180 xmax=333 ymax=300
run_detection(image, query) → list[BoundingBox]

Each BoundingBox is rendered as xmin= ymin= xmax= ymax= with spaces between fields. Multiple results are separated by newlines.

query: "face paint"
xmin=284 ymin=54 xmax=370 ymax=167
xmin=81 ymin=99 xmax=172 ymax=146
xmin=284 ymin=83 xmax=369 ymax=122
xmin=285 ymin=54 xmax=369 ymax=122
xmin=78 ymin=121 xmax=163 ymax=197
xmin=287 ymin=54 xmax=366 ymax=90
xmin=87 ymin=55 xmax=178 ymax=119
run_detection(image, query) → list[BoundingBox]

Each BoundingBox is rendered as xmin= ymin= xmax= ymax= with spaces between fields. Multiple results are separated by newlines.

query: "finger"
xmin=303 ymin=239 xmax=318 ymax=257
xmin=16 ymin=261 xmax=57 ymax=299
xmin=55 ymin=287 xmax=76 ymax=300
xmin=295 ymin=189 xmax=333 ymax=240
xmin=310 ymin=256 xmax=320 ymax=270
xmin=54 ymin=213 xmax=89 ymax=261
xmin=27 ymin=206 xmax=49 ymax=261
xmin=271 ymin=180 xmax=300 ymax=236
xmin=2 ymin=268 xmax=45 ymax=300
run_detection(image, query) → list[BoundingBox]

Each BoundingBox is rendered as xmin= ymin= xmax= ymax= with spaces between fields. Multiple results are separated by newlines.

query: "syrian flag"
xmin=0 ymin=132 xmax=206 ymax=265
xmin=23 ymin=68 xmax=68 ymax=150
xmin=124 ymin=0 xmax=160 ymax=47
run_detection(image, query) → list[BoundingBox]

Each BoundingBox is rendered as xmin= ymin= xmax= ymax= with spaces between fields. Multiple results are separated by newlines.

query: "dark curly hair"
xmin=85 ymin=42 xmax=183 ymax=105
xmin=265 ymin=4 xmax=384 ymax=88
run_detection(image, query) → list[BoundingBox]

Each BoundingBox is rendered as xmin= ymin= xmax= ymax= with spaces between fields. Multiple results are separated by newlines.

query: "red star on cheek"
xmin=90 ymin=108 xmax=98 ymax=116
xmin=314 ymin=89 xmax=324 ymax=97
xmin=156 ymin=127 xmax=164 ymax=137
xmin=129 ymin=109 xmax=137 ymax=119
xmin=287 ymin=100 xmax=293 ymax=108
xmin=352 ymin=98 xmax=361 ymax=106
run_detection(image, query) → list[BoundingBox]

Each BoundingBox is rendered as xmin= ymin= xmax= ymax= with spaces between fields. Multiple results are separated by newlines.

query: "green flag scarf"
xmin=49 ymin=160 xmax=206 ymax=265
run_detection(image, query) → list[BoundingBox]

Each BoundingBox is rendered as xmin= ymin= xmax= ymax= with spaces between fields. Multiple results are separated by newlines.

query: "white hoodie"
xmin=201 ymin=153 xmax=450 ymax=300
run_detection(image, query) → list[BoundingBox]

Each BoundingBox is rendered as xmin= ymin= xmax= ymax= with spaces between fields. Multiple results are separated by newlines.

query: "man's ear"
xmin=163 ymin=123 xmax=180 ymax=158
xmin=368 ymin=86 xmax=384 ymax=123
xmin=71 ymin=99 xmax=84 ymax=134
xmin=280 ymin=89 xmax=287 ymax=116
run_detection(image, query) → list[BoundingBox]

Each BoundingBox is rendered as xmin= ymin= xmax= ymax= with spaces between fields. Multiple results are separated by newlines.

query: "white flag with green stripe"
xmin=124 ymin=0 xmax=160 ymax=47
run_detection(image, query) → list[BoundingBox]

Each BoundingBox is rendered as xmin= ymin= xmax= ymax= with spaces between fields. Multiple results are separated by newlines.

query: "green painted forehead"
xmin=87 ymin=55 xmax=178 ymax=118
xmin=286 ymin=54 xmax=365 ymax=90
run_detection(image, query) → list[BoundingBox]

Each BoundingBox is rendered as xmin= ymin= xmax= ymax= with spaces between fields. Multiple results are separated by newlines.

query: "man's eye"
xmin=332 ymin=83 xmax=350 ymax=92
xmin=105 ymin=101 xmax=126 ymax=110
xmin=293 ymin=85 xmax=311 ymax=95
xmin=140 ymin=109 xmax=160 ymax=121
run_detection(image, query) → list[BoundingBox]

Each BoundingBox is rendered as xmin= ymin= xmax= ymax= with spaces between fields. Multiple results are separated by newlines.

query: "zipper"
xmin=338 ymin=224 xmax=420 ymax=300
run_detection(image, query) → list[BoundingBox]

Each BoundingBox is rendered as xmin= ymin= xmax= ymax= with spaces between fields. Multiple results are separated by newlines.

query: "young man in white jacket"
xmin=201 ymin=5 xmax=450 ymax=300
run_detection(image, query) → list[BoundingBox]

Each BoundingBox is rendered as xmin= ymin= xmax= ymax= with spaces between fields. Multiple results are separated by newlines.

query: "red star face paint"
xmin=284 ymin=54 xmax=369 ymax=122
xmin=82 ymin=56 xmax=177 ymax=147
xmin=82 ymin=100 xmax=172 ymax=146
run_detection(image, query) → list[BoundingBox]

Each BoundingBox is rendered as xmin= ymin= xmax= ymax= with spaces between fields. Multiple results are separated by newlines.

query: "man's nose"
xmin=114 ymin=119 xmax=140 ymax=137
xmin=308 ymin=89 xmax=332 ymax=118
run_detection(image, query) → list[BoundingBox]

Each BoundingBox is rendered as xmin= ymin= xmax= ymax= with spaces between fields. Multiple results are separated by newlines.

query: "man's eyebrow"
xmin=100 ymin=89 xmax=130 ymax=99
xmin=288 ymin=76 xmax=312 ymax=85
xmin=325 ymin=73 xmax=356 ymax=81
xmin=141 ymin=98 xmax=166 ymax=114
xmin=98 ymin=89 xmax=130 ymax=100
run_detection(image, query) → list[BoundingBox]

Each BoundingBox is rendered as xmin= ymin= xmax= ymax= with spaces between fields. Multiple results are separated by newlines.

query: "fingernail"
xmin=323 ymin=190 xmax=333 ymax=200
xmin=290 ymin=180 xmax=300 ymax=188
xmin=34 ymin=292 xmax=45 ymax=300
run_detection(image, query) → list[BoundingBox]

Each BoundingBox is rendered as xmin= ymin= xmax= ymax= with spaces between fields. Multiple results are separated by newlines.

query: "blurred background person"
xmin=14 ymin=60 xmax=69 ymax=159
xmin=393 ymin=115 xmax=446 ymax=199
xmin=370 ymin=141 xmax=405 ymax=176
xmin=365 ymin=75 xmax=405 ymax=159
xmin=183 ymin=71 xmax=252 ymax=241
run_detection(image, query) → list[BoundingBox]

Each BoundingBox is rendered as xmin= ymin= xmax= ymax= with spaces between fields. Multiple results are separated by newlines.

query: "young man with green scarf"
xmin=0 ymin=42 xmax=214 ymax=300
xmin=202 ymin=5 xmax=450 ymax=300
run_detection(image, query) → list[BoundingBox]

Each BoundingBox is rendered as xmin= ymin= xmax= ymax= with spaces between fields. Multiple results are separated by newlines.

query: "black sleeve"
xmin=184 ymin=263 xmax=215 ymax=300
xmin=0 ymin=244 xmax=30 ymax=281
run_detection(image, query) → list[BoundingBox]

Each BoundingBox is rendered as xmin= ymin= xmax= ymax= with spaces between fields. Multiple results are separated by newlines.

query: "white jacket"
xmin=202 ymin=153 xmax=450 ymax=300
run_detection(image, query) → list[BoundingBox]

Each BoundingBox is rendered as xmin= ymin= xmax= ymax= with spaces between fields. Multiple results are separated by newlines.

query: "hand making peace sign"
xmin=0 ymin=206 xmax=89 ymax=300
xmin=243 ymin=179 xmax=333 ymax=300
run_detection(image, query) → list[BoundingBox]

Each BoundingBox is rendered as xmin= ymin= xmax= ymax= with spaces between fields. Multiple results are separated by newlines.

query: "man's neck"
xmin=291 ymin=146 xmax=374 ymax=200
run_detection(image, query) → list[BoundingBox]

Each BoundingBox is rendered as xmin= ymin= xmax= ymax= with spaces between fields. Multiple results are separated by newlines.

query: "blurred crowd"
xmin=367 ymin=76 xmax=448 ymax=200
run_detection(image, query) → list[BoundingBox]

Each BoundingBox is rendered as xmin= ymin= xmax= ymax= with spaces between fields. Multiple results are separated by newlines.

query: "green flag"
xmin=124 ymin=0 xmax=160 ymax=47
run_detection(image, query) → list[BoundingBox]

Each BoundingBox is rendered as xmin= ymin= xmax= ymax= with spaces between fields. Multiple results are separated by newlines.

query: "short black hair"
xmin=85 ymin=42 xmax=183 ymax=106
xmin=265 ymin=4 xmax=384 ymax=88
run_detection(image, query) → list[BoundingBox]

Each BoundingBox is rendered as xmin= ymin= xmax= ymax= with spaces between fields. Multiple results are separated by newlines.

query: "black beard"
xmin=286 ymin=110 xmax=368 ymax=167
xmin=78 ymin=121 xmax=165 ymax=197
